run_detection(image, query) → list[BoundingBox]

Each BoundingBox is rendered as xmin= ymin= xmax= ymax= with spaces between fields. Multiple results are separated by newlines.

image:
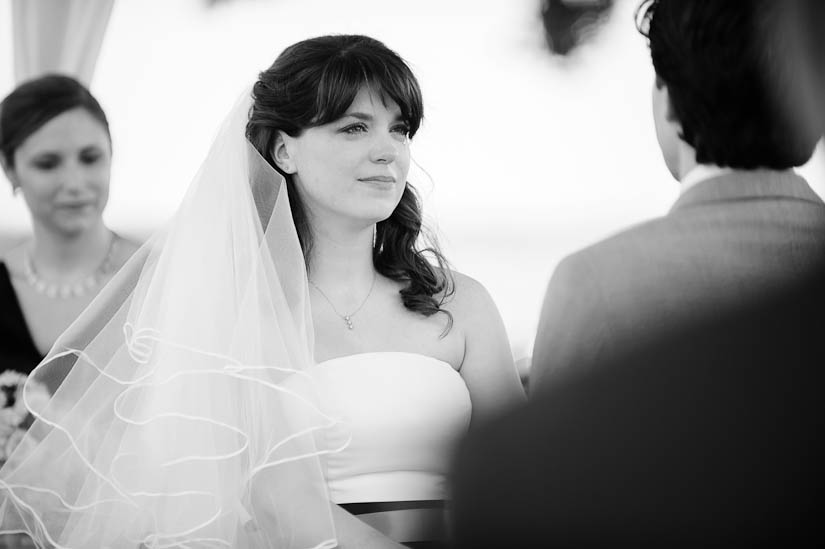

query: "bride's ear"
xmin=272 ymin=131 xmax=296 ymax=174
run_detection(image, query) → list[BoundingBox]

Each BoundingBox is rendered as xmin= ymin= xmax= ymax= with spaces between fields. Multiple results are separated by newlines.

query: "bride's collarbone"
xmin=312 ymin=308 xmax=463 ymax=370
xmin=310 ymin=278 xmax=464 ymax=368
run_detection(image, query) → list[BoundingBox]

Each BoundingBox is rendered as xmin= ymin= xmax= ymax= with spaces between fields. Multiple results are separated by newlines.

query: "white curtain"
xmin=12 ymin=0 xmax=115 ymax=86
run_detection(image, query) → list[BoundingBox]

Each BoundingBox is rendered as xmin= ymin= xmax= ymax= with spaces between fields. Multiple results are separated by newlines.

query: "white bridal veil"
xmin=0 ymin=89 xmax=343 ymax=548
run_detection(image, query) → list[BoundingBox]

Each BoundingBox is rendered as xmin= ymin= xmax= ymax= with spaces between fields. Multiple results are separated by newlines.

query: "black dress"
xmin=0 ymin=262 xmax=41 ymax=547
xmin=0 ymin=262 xmax=43 ymax=375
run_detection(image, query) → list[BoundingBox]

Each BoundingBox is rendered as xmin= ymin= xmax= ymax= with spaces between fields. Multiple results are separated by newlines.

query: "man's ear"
xmin=272 ymin=131 xmax=296 ymax=174
xmin=659 ymin=81 xmax=680 ymax=125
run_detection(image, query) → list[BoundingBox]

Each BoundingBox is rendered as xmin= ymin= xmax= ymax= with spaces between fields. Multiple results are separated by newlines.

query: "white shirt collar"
xmin=679 ymin=164 xmax=735 ymax=195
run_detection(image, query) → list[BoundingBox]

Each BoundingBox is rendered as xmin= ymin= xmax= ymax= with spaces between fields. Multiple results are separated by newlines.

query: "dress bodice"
xmin=308 ymin=352 xmax=471 ymax=504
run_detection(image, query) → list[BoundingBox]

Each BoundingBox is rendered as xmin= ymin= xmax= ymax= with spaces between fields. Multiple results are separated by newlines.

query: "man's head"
xmin=636 ymin=0 xmax=821 ymax=179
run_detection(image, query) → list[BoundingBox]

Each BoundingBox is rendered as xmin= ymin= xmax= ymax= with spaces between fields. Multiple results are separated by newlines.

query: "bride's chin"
xmin=350 ymin=202 xmax=402 ymax=225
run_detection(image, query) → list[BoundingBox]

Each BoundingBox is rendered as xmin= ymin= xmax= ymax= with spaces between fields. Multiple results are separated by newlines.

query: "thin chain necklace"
xmin=23 ymin=233 xmax=119 ymax=299
xmin=309 ymin=271 xmax=377 ymax=330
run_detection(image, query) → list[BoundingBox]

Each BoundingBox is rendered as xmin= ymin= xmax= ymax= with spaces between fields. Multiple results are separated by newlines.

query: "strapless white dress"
xmin=309 ymin=351 xmax=472 ymax=504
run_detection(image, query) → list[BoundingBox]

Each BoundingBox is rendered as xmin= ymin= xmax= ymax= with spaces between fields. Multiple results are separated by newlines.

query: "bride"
xmin=0 ymin=34 xmax=524 ymax=548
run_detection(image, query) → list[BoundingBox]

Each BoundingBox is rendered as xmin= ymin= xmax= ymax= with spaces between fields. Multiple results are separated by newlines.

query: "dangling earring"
xmin=372 ymin=224 xmax=377 ymax=249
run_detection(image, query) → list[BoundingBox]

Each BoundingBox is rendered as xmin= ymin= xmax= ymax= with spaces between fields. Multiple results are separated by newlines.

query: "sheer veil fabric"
xmin=0 ymin=89 xmax=344 ymax=548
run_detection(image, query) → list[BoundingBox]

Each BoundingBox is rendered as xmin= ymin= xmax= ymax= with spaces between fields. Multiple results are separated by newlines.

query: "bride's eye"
xmin=391 ymin=123 xmax=411 ymax=142
xmin=341 ymin=123 xmax=368 ymax=135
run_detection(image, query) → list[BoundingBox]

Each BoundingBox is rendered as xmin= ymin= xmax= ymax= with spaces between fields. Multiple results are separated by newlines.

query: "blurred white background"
xmin=1 ymin=0 xmax=823 ymax=362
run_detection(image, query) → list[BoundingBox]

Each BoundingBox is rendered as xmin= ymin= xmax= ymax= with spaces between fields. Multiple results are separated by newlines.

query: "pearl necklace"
xmin=23 ymin=235 xmax=119 ymax=299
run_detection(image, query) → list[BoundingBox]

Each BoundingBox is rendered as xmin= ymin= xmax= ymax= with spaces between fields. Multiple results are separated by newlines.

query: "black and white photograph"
xmin=1 ymin=0 xmax=823 ymax=547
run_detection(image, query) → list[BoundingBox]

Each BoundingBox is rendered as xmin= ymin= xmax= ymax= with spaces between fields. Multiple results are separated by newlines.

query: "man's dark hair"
xmin=636 ymin=0 xmax=820 ymax=170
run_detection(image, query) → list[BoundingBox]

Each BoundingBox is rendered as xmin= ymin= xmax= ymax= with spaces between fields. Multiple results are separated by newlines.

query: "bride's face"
xmin=278 ymin=86 xmax=411 ymax=228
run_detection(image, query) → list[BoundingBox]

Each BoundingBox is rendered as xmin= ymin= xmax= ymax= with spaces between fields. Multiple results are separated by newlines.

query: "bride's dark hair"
xmin=246 ymin=34 xmax=453 ymax=327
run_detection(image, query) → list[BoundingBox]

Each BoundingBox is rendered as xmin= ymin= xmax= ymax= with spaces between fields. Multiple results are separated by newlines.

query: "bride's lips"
xmin=358 ymin=175 xmax=397 ymax=187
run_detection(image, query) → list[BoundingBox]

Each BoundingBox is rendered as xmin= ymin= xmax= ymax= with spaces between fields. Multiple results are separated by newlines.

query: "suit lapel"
xmin=669 ymin=170 xmax=824 ymax=214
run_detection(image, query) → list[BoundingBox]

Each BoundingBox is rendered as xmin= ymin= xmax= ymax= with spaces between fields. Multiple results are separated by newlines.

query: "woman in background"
xmin=0 ymin=37 xmax=523 ymax=549
xmin=0 ymin=75 xmax=138 ymax=374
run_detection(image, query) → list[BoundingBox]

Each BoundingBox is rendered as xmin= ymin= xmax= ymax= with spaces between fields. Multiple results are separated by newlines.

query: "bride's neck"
xmin=308 ymin=225 xmax=375 ymax=289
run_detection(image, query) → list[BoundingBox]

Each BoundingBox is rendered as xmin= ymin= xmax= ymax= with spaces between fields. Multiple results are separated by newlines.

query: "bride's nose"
xmin=370 ymin=132 xmax=400 ymax=164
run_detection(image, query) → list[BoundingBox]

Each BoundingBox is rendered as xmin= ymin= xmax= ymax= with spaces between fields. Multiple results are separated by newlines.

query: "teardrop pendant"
xmin=344 ymin=315 xmax=354 ymax=330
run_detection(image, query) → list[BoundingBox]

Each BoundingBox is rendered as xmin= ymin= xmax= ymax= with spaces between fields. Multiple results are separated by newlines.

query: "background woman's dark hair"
xmin=635 ymin=0 xmax=820 ymax=170
xmin=246 ymin=34 xmax=454 ymax=328
xmin=0 ymin=74 xmax=110 ymax=168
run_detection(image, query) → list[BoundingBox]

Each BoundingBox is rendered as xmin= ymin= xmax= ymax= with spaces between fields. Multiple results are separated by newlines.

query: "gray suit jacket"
xmin=530 ymin=169 xmax=825 ymax=394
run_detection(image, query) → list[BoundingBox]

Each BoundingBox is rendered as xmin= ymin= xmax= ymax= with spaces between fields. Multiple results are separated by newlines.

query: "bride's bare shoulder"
xmin=437 ymin=269 xmax=499 ymax=320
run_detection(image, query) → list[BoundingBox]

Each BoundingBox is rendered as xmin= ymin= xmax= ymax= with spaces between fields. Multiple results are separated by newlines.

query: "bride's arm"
xmin=331 ymin=504 xmax=405 ymax=549
xmin=448 ymin=272 xmax=526 ymax=425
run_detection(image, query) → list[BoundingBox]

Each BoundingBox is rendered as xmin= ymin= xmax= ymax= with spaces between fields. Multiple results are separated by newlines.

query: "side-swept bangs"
xmin=311 ymin=43 xmax=423 ymax=137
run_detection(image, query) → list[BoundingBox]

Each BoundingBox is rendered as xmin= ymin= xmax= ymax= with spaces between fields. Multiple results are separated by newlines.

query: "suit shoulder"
xmin=560 ymin=215 xmax=685 ymax=274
